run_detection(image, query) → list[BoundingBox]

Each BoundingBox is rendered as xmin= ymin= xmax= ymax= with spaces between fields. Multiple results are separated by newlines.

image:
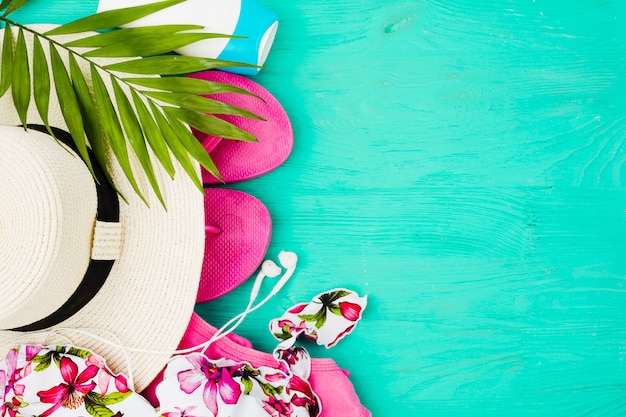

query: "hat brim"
xmin=0 ymin=25 xmax=205 ymax=391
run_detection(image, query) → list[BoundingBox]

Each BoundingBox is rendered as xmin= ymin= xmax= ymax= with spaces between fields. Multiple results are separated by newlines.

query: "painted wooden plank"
xmin=11 ymin=0 xmax=626 ymax=416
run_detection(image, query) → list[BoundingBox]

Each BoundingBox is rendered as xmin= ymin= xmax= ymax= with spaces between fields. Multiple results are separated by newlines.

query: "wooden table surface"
xmin=18 ymin=0 xmax=626 ymax=415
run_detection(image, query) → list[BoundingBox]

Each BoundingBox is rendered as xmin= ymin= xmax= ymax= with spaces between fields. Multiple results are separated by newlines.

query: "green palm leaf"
xmin=104 ymin=55 xmax=256 ymax=75
xmin=69 ymin=53 xmax=121 ymax=195
xmin=143 ymin=91 xmax=264 ymax=120
xmin=111 ymin=77 xmax=165 ymax=207
xmin=49 ymin=43 xmax=95 ymax=177
xmin=149 ymin=101 xmax=203 ymax=192
xmin=131 ymin=89 xmax=176 ymax=180
xmin=11 ymin=26 xmax=29 ymax=127
xmin=90 ymin=63 xmax=146 ymax=205
xmin=32 ymin=35 xmax=52 ymax=136
xmin=165 ymin=110 xmax=221 ymax=181
xmin=83 ymin=32 xmax=235 ymax=58
xmin=44 ymin=0 xmax=186 ymax=35
xmin=2 ymin=0 xmax=28 ymax=17
xmin=124 ymin=76 xmax=263 ymax=100
xmin=0 ymin=0 xmax=265 ymax=207
xmin=64 ymin=25 xmax=204 ymax=48
xmin=165 ymin=107 xmax=258 ymax=142
xmin=0 ymin=24 xmax=13 ymax=96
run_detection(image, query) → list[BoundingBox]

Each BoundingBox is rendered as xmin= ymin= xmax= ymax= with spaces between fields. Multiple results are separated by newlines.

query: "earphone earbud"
xmin=278 ymin=251 xmax=298 ymax=270
xmin=249 ymin=260 xmax=282 ymax=302
xmin=270 ymin=251 xmax=298 ymax=296
xmin=261 ymin=259 xmax=282 ymax=278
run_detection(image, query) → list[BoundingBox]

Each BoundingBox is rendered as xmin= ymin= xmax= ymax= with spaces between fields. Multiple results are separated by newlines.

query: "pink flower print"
xmin=287 ymin=375 xmax=314 ymax=400
xmin=265 ymin=372 xmax=287 ymax=383
xmin=177 ymin=355 xmax=242 ymax=415
xmin=85 ymin=353 xmax=104 ymax=368
xmin=24 ymin=345 xmax=42 ymax=361
xmin=0 ymin=352 xmax=25 ymax=417
xmin=287 ymin=303 xmax=307 ymax=314
xmin=2 ymin=349 xmax=26 ymax=400
xmin=0 ymin=370 xmax=13 ymax=417
xmin=277 ymin=347 xmax=307 ymax=367
xmin=161 ymin=405 xmax=198 ymax=417
xmin=37 ymin=357 xmax=98 ymax=416
xmin=86 ymin=355 xmax=129 ymax=395
xmin=278 ymin=319 xmax=307 ymax=334
xmin=327 ymin=324 xmax=355 ymax=347
xmin=262 ymin=396 xmax=293 ymax=417
xmin=0 ymin=369 xmax=5 ymax=397
xmin=0 ymin=396 xmax=21 ymax=417
xmin=114 ymin=373 xmax=129 ymax=392
xmin=338 ymin=301 xmax=362 ymax=321
xmin=272 ymin=319 xmax=308 ymax=341
xmin=299 ymin=290 xmax=351 ymax=329
xmin=287 ymin=375 xmax=320 ymax=417
xmin=98 ymin=369 xmax=129 ymax=396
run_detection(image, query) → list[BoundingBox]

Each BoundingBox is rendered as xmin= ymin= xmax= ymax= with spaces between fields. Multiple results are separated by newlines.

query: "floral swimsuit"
xmin=0 ymin=289 xmax=367 ymax=417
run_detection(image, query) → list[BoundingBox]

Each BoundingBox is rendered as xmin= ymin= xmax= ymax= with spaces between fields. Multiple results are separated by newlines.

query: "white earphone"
xmin=14 ymin=251 xmax=301 ymax=387
xmin=270 ymin=251 xmax=298 ymax=296
xmin=201 ymin=251 xmax=298 ymax=353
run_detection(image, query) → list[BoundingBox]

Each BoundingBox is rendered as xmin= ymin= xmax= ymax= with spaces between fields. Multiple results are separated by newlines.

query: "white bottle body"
xmin=97 ymin=0 xmax=278 ymax=74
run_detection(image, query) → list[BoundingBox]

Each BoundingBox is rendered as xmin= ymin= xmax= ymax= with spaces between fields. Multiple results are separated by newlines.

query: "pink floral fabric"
xmin=0 ymin=289 xmax=367 ymax=417
xmin=156 ymin=288 xmax=367 ymax=417
xmin=269 ymin=289 xmax=367 ymax=348
xmin=0 ymin=345 xmax=154 ymax=416
xmin=157 ymin=351 xmax=319 ymax=417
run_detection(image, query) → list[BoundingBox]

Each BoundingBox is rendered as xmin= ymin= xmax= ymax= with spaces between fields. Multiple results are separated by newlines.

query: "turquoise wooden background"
xmin=18 ymin=1 xmax=626 ymax=415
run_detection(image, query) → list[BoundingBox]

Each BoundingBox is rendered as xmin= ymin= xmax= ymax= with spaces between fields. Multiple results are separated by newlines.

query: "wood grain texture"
xmin=17 ymin=0 xmax=626 ymax=416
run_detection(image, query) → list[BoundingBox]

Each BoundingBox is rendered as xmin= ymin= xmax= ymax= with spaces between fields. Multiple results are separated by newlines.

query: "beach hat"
xmin=0 ymin=25 xmax=205 ymax=391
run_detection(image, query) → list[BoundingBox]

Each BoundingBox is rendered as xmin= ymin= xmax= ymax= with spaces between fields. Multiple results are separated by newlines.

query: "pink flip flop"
xmin=186 ymin=70 xmax=293 ymax=184
xmin=199 ymin=188 xmax=272 ymax=302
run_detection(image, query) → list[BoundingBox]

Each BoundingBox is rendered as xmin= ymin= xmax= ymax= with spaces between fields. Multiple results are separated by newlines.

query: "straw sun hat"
xmin=0 ymin=25 xmax=205 ymax=391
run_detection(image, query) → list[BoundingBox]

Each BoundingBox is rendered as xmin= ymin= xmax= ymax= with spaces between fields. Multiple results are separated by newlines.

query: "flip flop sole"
xmin=199 ymin=188 xmax=272 ymax=302
xmin=187 ymin=70 xmax=294 ymax=184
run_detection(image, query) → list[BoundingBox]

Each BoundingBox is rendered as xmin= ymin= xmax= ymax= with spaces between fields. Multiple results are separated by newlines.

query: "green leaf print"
xmin=67 ymin=346 xmax=92 ymax=359
xmin=242 ymin=376 xmax=253 ymax=395
xmin=87 ymin=391 xmax=132 ymax=406
xmin=84 ymin=395 xmax=115 ymax=417
xmin=259 ymin=382 xmax=283 ymax=397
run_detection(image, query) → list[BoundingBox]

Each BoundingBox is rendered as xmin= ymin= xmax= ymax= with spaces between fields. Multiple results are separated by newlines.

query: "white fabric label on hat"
xmin=91 ymin=221 xmax=122 ymax=260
